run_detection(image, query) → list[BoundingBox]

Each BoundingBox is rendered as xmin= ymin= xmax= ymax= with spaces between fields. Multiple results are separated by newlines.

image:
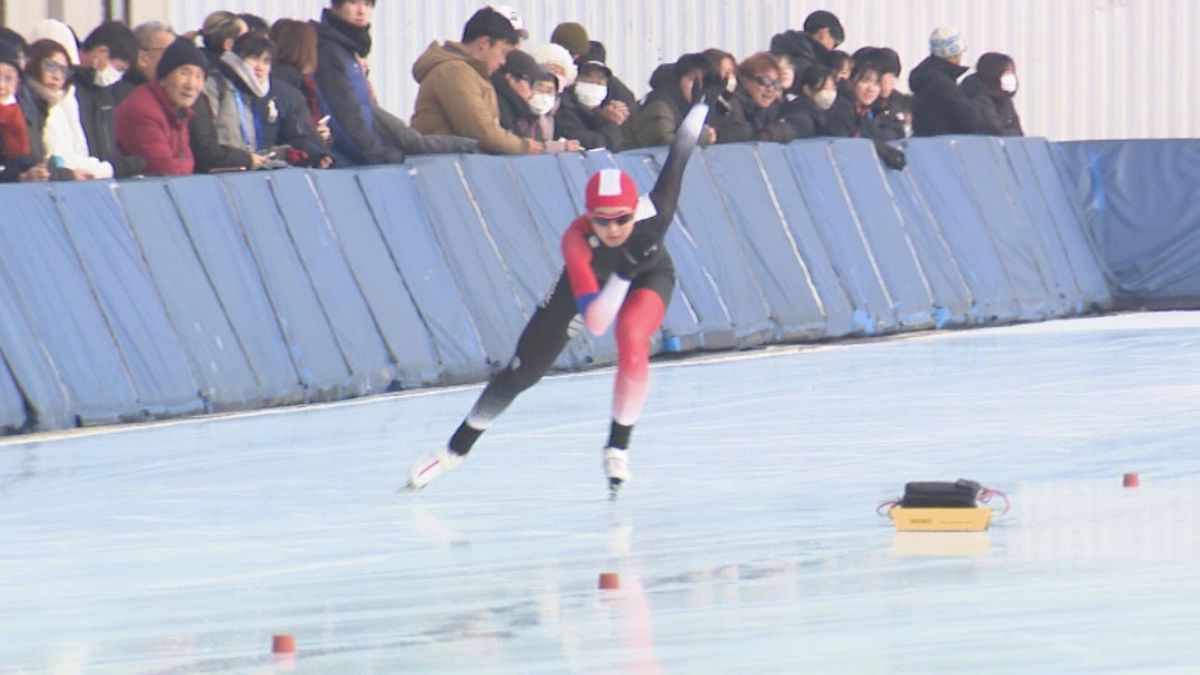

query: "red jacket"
xmin=115 ymin=81 xmax=195 ymax=176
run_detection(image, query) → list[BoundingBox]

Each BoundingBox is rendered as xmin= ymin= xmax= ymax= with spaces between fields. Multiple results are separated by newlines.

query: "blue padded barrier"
xmin=511 ymin=154 xmax=617 ymax=367
xmin=115 ymin=181 xmax=268 ymax=410
xmin=52 ymin=182 xmax=204 ymax=418
xmin=0 ymin=185 xmax=139 ymax=425
xmin=0 ymin=360 xmax=23 ymax=433
xmin=903 ymin=139 xmax=1020 ymax=323
xmin=646 ymin=148 xmax=775 ymax=347
xmin=754 ymin=143 xmax=857 ymax=337
xmin=1022 ymin=140 xmax=1109 ymax=308
xmin=788 ymin=141 xmax=896 ymax=334
xmin=348 ymin=167 xmax=488 ymax=383
xmin=997 ymin=139 xmax=1087 ymax=314
xmin=219 ymin=172 xmax=360 ymax=401
xmin=952 ymin=136 xmax=1063 ymax=320
xmin=880 ymin=160 xmax=973 ymax=327
xmin=165 ymin=177 xmax=305 ymax=404
xmin=613 ymin=151 xmax=739 ymax=350
xmin=458 ymin=155 xmax=586 ymax=372
xmin=829 ymin=140 xmax=935 ymax=328
xmin=701 ymin=144 xmax=828 ymax=340
xmin=267 ymin=171 xmax=397 ymax=392
xmin=407 ymin=157 xmax=528 ymax=365
xmin=0 ymin=257 xmax=71 ymax=430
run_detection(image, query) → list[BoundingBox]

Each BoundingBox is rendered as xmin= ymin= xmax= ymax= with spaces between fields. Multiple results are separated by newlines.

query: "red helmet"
xmin=585 ymin=169 xmax=638 ymax=216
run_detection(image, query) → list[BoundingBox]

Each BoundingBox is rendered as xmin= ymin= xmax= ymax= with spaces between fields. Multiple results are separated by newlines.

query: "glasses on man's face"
xmin=591 ymin=213 xmax=635 ymax=227
xmin=752 ymin=75 xmax=783 ymax=92
xmin=43 ymin=61 xmax=70 ymax=76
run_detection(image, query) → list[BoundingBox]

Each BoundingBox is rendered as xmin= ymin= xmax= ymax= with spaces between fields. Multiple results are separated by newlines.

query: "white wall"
xmin=9 ymin=0 xmax=1198 ymax=140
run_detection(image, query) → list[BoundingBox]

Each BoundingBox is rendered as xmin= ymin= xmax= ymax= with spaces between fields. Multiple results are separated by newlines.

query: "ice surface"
xmin=2 ymin=313 xmax=1199 ymax=673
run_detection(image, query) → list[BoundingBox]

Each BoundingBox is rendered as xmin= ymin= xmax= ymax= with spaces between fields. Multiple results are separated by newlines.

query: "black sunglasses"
xmin=591 ymin=213 xmax=636 ymax=227
xmin=752 ymin=75 xmax=783 ymax=92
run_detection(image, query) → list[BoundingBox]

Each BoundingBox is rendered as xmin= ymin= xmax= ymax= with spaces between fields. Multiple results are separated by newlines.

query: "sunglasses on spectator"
xmin=42 ymin=61 xmax=70 ymax=75
xmin=752 ymin=76 xmax=783 ymax=92
xmin=591 ymin=213 xmax=636 ymax=227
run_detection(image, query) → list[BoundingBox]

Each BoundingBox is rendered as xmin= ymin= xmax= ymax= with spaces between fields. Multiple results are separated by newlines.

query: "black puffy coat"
xmin=960 ymin=73 xmax=1024 ymax=136
xmin=769 ymin=30 xmax=832 ymax=96
xmin=72 ymin=68 xmax=146 ymax=177
xmin=732 ymin=88 xmax=795 ymax=143
xmin=555 ymin=87 xmax=625 ymax=150
xmin=909 ymin=55 xmax=984 ymax=136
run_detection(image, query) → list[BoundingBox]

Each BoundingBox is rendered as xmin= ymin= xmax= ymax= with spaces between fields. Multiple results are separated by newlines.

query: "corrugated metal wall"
xmin=163 ymin=0 xmax=1197 ymax=141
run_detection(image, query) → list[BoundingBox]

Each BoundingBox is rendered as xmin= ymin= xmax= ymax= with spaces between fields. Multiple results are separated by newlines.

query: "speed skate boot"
xmin=603 ymin=447 xmax=630 ymax=496
xmin=404 ymin=446 xmax=464 ymax=491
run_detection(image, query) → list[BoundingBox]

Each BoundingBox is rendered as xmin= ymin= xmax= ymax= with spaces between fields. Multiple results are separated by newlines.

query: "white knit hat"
xmin=930 ymin=25 xmax=966 ymax=58
xmin=527 ymin=42 xmax=577 ymax=89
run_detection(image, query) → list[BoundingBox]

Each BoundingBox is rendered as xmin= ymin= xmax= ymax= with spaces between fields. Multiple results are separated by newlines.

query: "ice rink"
xmin=2 ymin=312 xmax=1198 ymax=674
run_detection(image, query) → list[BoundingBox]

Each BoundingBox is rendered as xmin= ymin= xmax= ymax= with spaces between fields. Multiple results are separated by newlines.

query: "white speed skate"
xmin=404 ymin=446 xmax=464 ymax=491
xmin=603 ymin=447 xmax=630 ymax=496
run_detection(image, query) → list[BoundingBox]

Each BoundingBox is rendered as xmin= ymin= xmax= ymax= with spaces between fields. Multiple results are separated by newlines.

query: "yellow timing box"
xmin=890 ymin=507 xmax=992 ymax=532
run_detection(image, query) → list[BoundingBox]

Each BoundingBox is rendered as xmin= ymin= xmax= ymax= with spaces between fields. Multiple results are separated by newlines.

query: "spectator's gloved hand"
xmin=875 ymin=141 xmax=907 ymax=171
xmin=614 ymin=225 xmax=663 ymax=279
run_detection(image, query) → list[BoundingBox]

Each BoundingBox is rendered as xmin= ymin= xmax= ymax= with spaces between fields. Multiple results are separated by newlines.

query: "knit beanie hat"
xmin=930 ymin=26 xmax=966 ymax=58
xmin=156 ymin=36 xmax=208 ymax=80
xmin=550 ymin=22 xmax=589 ymax=58
xmin=0 ymin=40 xmax=20 ymax=72
xmin=527 ymin=42 xmax=577 ymax=88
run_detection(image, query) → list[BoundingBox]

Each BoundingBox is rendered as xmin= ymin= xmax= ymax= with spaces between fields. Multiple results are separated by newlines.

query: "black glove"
xmin=874 ymin=141 xmax=907 ymax=171
xmin=614 ymin=225 xmax=663 ymax=279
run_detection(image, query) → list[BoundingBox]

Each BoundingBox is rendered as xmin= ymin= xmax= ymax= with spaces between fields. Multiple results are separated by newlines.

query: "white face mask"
xmin=999 ymin=73 xmax=1018 ymax=94
xmin=574 ymin=82 xmax=608 ymax=109
xmin=95 ymin=64 xmax=124 ymax=87
xmin=724 ymin=75 xmax=737 ymax=94
xmin=813 ymin=89 xmax=837 ymax=111
xmin=529 ymin=92 xmax=556 ymax=116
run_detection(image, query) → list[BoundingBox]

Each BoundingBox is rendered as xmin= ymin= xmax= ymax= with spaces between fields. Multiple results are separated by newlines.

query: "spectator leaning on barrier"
xmin=867 ymin=47 xmax=909 ymax=139
xmin=411 ymin=5 xmax=542 ymax=155
xmin=493 ymin=48 xmax=545 ymax=139
xmin=734 ymin=52 xmax=799 ymax=143
xmin=269 ymin=19 xmax=334 ymax=167
xmin=190 ymin=32 xmax=274 ymax=173
xmin=782 ymin=64 xmax=837 ymax=139
xmin=72 ymin=22 xmax=147 ymax=177
xmin=909 ymin=25 xmax=984 ymax=137
xmin=24 ymin=31 xmax=114 ymax=180
xmin=961 ymin=52 xmax=1024 ymax=137
xmin=114 ymin=22 xmax=174 ymax=104
xmin=0 ymin=39 xmax=39 ymax=182
xmin=770 ymin=10 xmax=844 ymax=84
xmin=630 ymin=52 xmax=718 ymax=148
xmin=823 ymin=61 xmax=906 ymax=170
xmin=555 ymin=52 xmax=626 ymax=151
xmin=702 ymin=48 xmax=752 ymax=144
xmin=115 ymin=36 xmax=205 ymax=176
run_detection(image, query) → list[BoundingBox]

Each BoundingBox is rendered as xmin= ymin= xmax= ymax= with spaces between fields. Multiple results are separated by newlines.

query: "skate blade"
xmin=608 ymin=477 xmax=623 ymax=499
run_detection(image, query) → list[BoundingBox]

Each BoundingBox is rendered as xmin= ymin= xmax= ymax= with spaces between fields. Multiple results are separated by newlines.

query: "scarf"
xmin=220 ymin=52 xmax=270 ymax=98
xmin=322 ymin=8 xmax=372 ymax=57
xmin=25 ymin=78 xmax=65 ymax=107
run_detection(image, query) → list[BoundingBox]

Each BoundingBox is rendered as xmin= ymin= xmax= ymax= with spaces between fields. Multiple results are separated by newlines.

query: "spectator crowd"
xmin=0 ymin=1 xmax=1025 ymax=183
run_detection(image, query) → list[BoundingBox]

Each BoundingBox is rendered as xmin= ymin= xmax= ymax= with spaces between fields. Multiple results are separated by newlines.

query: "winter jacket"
xmin=189 ymin=61 xmax=255 ymax=173
xmin=492 ymin=70 xmax=540 ymax=140
xmin=26 ymin=79 xmax=115 ymax=179
xmin=315 ymin=8 xmax=405 ymax=165
xmin=411 ymin=41 xmax=532 ymax=154
xmin=909 ymin=55 xmax=984 ymax=136
xmin=769 ymin=30 xmax=833 ymax=96
xmin=707 ymin=90 xmax=753 ymax=144
xmin=629 ymin=69 xmax=693 ymax=148
xmin=871 ymin=91 xmax=910 ymax=140
xmin=71 ymin=68 xmax=146 ymax=177
xmin=111 ymin=66 xmax=147 ymax=105
xmin=269 ymin=66 xmax=333 ymax=165
xmin=114 ymin=81 xmax=195 ymax=176
xmin=555 ymin=87 xmax=625 ymax=150
xmin=733 ymin=88 xmax=797 ymax=143
xmin=372 ymin=103 xmax=479 ymax=155
xmin=780 ymin=94 xmax=825 ymax=139
xmin=960 ymin=73 xmax=1024 ymax=136
xmin=0 ymin=99 xmax=35 ymax=181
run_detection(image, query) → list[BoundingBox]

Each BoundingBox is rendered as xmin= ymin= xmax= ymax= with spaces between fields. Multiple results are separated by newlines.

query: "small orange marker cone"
xmin=1123 ymin=473 xmax=1139 ymax=488
xmin=272 ymin=634 xmax=296 ymax=654
xmin=598 ymin=572 xmax=620 ymax=590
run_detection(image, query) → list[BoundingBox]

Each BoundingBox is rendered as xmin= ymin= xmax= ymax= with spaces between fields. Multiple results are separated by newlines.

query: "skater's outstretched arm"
xmin=642 ymin=98 xmax=711 ymax=239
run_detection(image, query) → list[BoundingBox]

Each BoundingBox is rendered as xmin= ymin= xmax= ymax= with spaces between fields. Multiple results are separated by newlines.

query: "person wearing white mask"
xmin=73 ymin=21 xmax=148 ymax=176
xmin=780 ymin=63 xmax=837 ymax=139
xmin=960 ymin=51 xmax=1024 ymax=136
xmin=80 ymin=22 xmax=137 ymax=87
xmin=555 ymin=56 xmax=627 ymax=150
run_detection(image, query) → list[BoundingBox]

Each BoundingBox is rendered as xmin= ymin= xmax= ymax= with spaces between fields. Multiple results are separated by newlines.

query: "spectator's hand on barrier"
xmin=599 ymin=101 xmax=630 ymax=126
xmin=614 ymin=226 xmax=663 ymax=280
xmin=19 ymin=163 xmax=50 ymax=183
xmin=71 ymin=168 xmax=96 ymax=181
xmin=250 ymin=153 xmax=271 ymax=169
xmin=564 ymin=139 xmax=582 ymax=152
xmin=317 ymin=155 xmax=335 ymax=169
xmin=701 ymin=125 xmax=718 ymax=145
xmin=526 ymin=139 xmax=545 ymax=154
xmin=876 ymin=143 xmax=906 ymax=171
